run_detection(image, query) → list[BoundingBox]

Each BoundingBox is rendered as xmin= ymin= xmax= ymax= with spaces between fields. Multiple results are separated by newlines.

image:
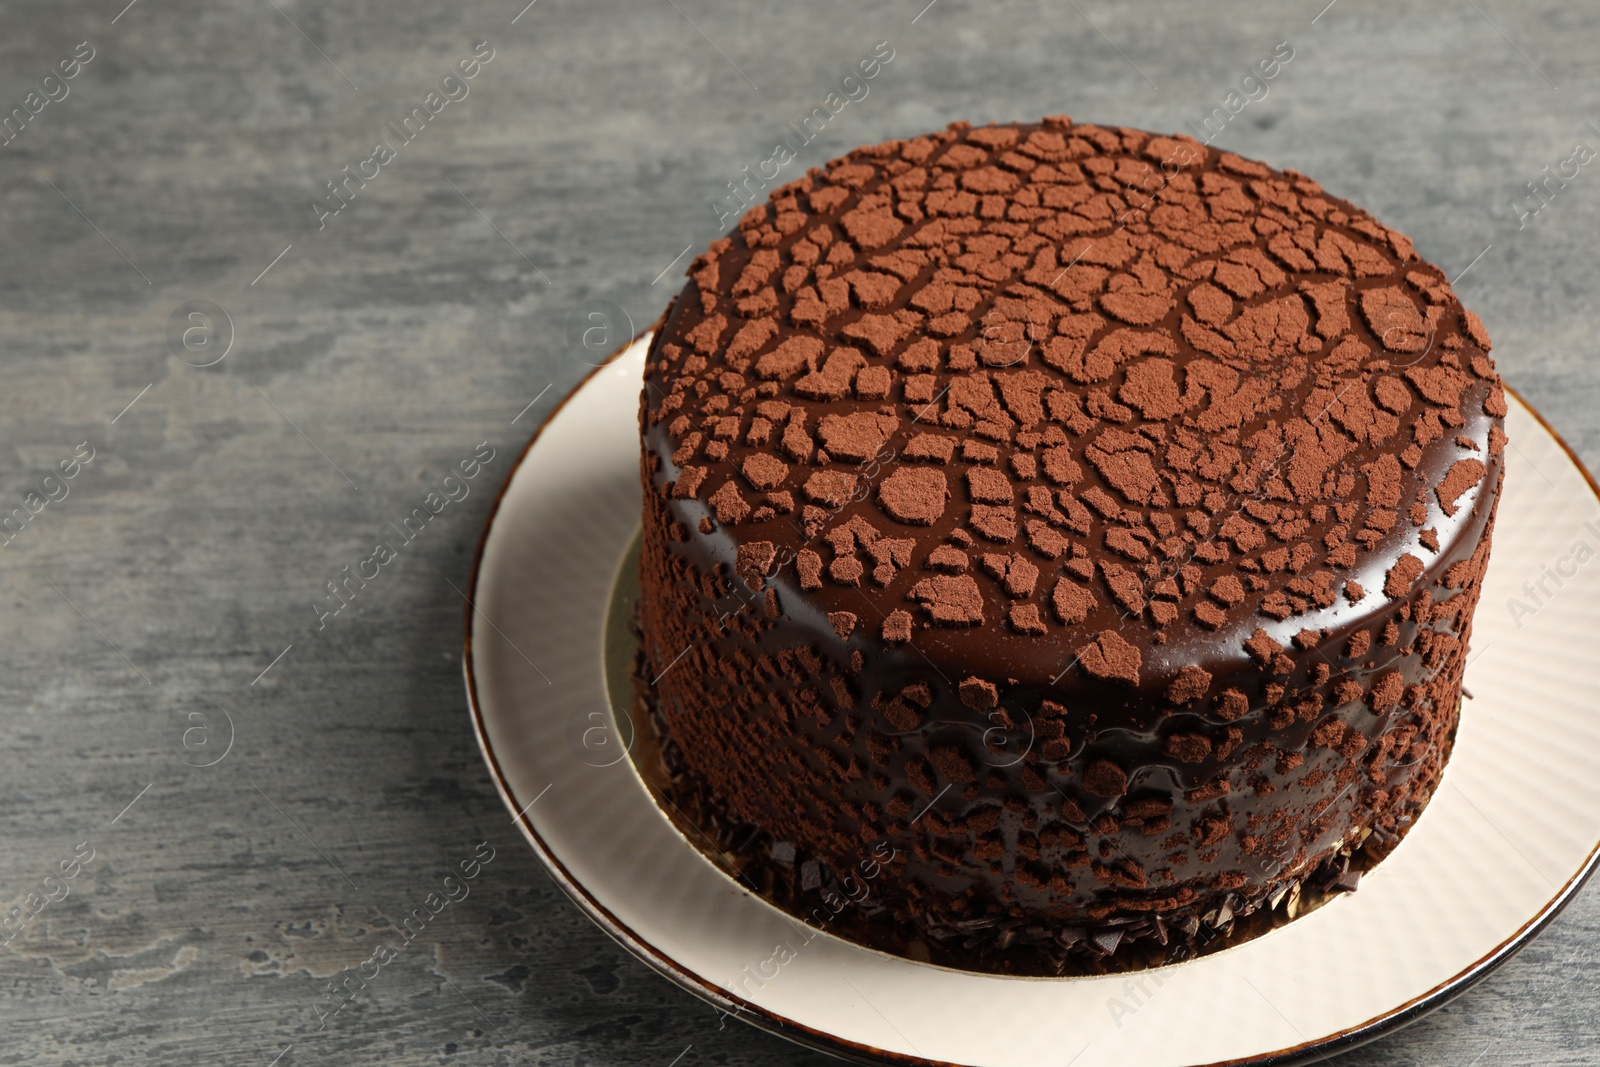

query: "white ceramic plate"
xmin=464 ymin=334 xmax=1600 ymax=1067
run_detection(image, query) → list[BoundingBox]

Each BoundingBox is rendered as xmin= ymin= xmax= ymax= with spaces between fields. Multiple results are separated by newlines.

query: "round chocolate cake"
xmin=636 ymin=117 xmax=1505 ymax=970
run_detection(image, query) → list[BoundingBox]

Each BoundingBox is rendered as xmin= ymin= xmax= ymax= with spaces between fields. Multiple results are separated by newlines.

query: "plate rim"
xmin=461 ymin=336 xmax=1600 ymax=1067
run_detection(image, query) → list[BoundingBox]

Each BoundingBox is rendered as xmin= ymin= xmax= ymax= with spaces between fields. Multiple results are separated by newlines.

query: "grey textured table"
xmin=2 ymin=0 xmax=1598 ymax=1063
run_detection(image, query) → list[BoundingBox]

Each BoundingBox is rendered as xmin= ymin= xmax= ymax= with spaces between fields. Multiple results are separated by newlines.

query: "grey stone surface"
xmin=1 ymin=0 xmax=1597 ymax=1063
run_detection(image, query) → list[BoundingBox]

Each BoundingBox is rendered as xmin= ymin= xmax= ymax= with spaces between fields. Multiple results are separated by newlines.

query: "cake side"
xmin=636 ymin=118 xmax=1507 ymax=962
xmin=637 ymin=440 xmax=1499 ymax=961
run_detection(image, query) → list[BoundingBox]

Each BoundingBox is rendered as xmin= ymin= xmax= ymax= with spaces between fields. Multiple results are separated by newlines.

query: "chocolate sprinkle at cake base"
xmin=634 ymin=117 xmax=1505 ymax=965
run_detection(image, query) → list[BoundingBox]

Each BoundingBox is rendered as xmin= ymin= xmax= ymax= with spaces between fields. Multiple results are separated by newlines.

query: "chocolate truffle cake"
xmin=636 ymin=117 xmax=1505 ymax=968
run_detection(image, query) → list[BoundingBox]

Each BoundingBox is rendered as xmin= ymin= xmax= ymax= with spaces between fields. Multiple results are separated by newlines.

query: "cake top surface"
xmin=643 ymin=117 xmax=1506 ymax=689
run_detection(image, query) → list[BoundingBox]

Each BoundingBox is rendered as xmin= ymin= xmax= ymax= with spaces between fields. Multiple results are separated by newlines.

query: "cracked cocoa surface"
xmin=636 ymin=117 xmax=1504 ymax=964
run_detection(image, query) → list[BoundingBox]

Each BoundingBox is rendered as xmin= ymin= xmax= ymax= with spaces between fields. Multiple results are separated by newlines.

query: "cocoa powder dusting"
xmin=636 ymin=117 xmax=1506 ymax=971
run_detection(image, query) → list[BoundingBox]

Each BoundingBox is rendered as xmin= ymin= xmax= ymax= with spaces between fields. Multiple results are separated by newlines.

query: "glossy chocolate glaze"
xmin=635 ymin=118 xmax=1506 ymax=959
